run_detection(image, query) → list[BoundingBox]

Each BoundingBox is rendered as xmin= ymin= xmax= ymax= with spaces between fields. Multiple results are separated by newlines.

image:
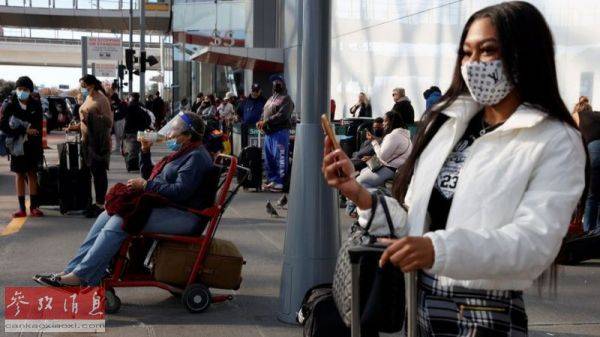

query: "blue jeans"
xmin=64 ymin=207 xmax=203 ymax=285
xmin=584 ymin=140 xmax=600 ymax=231
xmin=264 ymin=129 xmax=290 ymax=186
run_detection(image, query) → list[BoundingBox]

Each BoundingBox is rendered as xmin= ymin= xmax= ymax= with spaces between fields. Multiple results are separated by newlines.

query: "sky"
xmin=0 ymin=65 xmax=159 ymax=92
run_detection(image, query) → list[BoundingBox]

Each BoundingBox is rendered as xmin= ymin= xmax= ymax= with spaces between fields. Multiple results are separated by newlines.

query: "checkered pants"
xmin=416 ymin=272 xmax=528 ymax=337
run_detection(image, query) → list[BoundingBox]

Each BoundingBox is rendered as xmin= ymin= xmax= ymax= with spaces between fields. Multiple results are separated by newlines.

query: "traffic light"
xmin=125 ymin=49 xmax=135 ymax=71
xmin=117 ymin=64 xmax=125 ymax=80
xmin=140 ymin=51 xmax=147 ymax=73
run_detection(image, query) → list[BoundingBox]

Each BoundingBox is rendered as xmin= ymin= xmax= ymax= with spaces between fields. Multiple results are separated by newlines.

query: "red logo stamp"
xmin=4 ymin=286 xmax=105 ymax=332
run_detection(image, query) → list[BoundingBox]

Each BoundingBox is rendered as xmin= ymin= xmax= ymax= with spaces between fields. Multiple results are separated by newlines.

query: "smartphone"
xmin=321 ymin=114 xmax=341 ymax=150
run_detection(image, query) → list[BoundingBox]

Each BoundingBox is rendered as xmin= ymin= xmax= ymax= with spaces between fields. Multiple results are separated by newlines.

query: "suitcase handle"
xmin=348 ymin=244 xmax=386 ymax=264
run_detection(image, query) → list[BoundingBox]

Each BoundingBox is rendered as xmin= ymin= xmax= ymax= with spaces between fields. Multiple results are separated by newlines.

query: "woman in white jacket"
xmin=357 ymin=110 xmax=412 ymax=189
xmin=322 ymin=2 xmax=586 ymax=335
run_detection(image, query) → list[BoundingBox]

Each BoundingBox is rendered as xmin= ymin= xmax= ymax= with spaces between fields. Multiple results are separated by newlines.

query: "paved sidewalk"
xmin=0 ymin=131 xmax=599 ymax=336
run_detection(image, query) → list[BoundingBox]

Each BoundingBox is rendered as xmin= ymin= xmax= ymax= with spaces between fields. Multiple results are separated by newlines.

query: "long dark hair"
xmin=80 ymin=74 xmax=107 ymax=96
xmin=384 ymin=110 xmax=407 ymax=135
xmin=393 ymin=1 xmax=580 ymax=203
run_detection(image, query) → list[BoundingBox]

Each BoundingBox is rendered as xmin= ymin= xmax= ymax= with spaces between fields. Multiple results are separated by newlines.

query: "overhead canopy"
xmin=191 ymin=46 xmax=284 ymax=73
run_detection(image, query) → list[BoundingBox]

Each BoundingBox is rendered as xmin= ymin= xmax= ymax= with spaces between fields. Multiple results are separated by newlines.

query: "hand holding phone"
xmin=321 ymin=114 xmax=341 ymax=150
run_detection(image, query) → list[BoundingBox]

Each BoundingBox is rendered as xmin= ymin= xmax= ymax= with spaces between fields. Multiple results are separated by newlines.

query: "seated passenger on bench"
xmin=34 ymin=112 xmax=215 ymax=287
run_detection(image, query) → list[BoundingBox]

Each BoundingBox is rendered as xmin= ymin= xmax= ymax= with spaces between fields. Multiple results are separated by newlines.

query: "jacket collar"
xmin=440 ymin=95 xmax=547 ymax=131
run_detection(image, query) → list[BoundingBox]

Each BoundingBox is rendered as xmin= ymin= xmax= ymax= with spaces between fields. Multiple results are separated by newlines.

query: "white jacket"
xmin=358 ymin=96 xmax=586 ymax=291
xmin=372 ymin=128 xmax=412 ymax=169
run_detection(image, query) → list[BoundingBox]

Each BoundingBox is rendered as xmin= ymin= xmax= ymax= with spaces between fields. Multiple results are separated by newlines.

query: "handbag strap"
xmin=378 ymin=192 xmax=397 ymax=239
xmin=363 ymin=192 xmax=379 ymax=232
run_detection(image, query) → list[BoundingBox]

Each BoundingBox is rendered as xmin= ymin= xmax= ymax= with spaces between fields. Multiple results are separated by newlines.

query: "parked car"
xmin=42 ymin=96 xmax=76 ymax=132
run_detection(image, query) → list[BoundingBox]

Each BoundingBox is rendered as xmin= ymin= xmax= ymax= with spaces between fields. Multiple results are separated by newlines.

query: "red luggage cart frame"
xmin=103 ymin=154 xmax=248 ymax=313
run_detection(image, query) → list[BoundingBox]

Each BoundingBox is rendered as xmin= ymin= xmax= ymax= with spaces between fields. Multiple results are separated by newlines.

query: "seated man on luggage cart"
xmin=34 ymin=112 xmax=216 ymax=287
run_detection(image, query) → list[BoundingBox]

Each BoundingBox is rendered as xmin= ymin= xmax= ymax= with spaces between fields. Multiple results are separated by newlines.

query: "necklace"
xmin=479 ymin=115 xmax=505 ymax=136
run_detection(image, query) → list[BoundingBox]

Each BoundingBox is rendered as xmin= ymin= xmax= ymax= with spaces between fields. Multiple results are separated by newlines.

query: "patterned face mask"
xmin=461 ymin=60 xmax=514 ymax=106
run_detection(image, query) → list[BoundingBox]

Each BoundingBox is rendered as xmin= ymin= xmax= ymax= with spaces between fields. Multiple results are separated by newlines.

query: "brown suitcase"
xmin=153 ymin=238 xmax=244 ymax=290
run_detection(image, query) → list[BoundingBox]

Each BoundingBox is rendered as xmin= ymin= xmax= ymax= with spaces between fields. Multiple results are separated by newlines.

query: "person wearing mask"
xmin=238 ymin=84 xmax=266 ymax=148
xmin=257 ymin=74 xmax=295 ymax=192
xmin=110 ymin=93 xmax=127 ymax=155
xmin=423 ymin=86 xmax=443 ymax=111
xmin=573 ymin=102 xmax=600 ymax=232
xmin=152 ymin=91 xmax=166 ymax=129
xmin=350 ymin=117 xmax=384 ymax=171
xmin=67 ymin=75 xmax=113 ymax=218
xmin=199 ymin=95 xmax=218 ymax=130
xmin=322 ymin=2 xmax=586 ymax=334
xmin=191 ymin=92 xmax=204 ymax=113
xmin=0 ymin=76 xmax=44 ymax=217
xmin=391 ymin=87 xmax=415 ymax=125
xmin=346 ymin=112 xmax=411 ymax=217
xmin=349 ymin=92 xmax=372 ymax=118
xmin=220 ymin=92 xmax=236 ymax=132
xmin=35 ymin=113 xmax=215 ymax=287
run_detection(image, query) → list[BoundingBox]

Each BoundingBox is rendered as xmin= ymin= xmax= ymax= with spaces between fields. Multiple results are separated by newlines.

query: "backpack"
xmin=297 ymin=284 xmax=349 ymax=337
xmin=0 ymin=99 xmax=9 ymax=156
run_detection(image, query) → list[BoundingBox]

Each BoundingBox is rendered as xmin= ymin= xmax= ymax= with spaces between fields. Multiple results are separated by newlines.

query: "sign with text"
xmin=95 ymin=63 xmax=117 ymax=78
xmin=4 ymin=286 xmax=105 ymax=333
xmin=88 ymin=38 xmax=122 ymax=62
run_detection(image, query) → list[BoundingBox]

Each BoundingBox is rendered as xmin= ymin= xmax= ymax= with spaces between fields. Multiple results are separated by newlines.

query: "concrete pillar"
xmin=81 ymin=36 xmax=88 ymax=77
xmin=278 ymin=0 xmax=339 ymax=324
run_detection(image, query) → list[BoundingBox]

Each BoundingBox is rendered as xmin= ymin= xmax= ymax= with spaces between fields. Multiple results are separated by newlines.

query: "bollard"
xmin=42 ymin=119 xmax=50 ymax=149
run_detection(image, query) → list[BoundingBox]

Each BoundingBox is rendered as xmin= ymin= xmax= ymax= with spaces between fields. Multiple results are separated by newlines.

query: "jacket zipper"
xmin=459 ymin=304 xmax=507 ymax=319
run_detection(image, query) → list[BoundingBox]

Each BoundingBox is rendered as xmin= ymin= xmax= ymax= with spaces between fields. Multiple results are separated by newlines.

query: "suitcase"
xmin=348 ymin=246 xmax=411 ymax=337
xmin=124 ymin=135 xmax=140 ymax=172
xmin=59 ymin=167 xmax=92 ymax=214
xmin=37 ymin=160 xmax=60 ymax=206
xmin=58 ymin=142 xmax=83 ymax=171
xmin=238 ymin=146 xmax=263 ymax=190
xmin=558 ymin=228 xmax=600 ymax=265
xmin=153 ymin=238 xmax=245 ymax=290
xmin=297 ymin=284 xmax=350 ymax=337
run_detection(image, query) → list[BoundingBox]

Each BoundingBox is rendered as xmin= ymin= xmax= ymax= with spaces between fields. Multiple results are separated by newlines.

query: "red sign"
xmin=4 ymin=287 xmax=105 ymax=332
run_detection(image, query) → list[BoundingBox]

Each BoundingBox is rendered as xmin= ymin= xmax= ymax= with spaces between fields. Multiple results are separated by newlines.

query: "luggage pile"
xmin=37 ymin=132 xmax=92 ymax=214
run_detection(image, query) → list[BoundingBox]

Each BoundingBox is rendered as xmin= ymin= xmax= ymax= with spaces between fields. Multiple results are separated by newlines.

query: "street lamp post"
xmin=128 ymin=0 xmax=133 ymax=95
xmin=139 ymin=0 xmax=146 ymax=103
xmin=277 ymin=0 xmax=339 ymax=324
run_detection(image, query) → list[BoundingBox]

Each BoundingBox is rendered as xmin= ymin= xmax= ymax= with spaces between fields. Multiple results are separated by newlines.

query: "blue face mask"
xmin=166 ymin=138 xmax=182 ymax=152
xmin=80 ymin=87 xmax=89 ymax=100
xmin=16 ymin=90 xmax=29 ymax=101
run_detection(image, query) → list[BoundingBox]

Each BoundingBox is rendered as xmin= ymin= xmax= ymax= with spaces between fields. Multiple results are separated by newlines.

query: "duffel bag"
xmin=153 ymin=238 xmax=245 ymax=290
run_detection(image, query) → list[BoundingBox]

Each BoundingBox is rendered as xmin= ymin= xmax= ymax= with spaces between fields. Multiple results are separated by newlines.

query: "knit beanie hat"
xmin=15 ymin=76 xmax=34 ymax=92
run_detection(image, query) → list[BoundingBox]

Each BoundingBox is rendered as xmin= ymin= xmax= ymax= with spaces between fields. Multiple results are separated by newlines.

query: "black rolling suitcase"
xmin=238 ymin=146 xmax=262 ymax=190
xmin=57 ymin=135 xmax=92 ymax=214
xmin=37 ymin=158 xmax=60 ymax=206
xmin=124 ymin=134 xmax=140 ymax=172
xmin=560 ymin=228 xmax=600 ymax=264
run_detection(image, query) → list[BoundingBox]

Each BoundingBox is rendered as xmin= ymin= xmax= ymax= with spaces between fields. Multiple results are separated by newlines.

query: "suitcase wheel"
xmin=105 ymin=288 xmax=121 ymax=314
xmin=182 ymin=283 xmax=211 ymax=313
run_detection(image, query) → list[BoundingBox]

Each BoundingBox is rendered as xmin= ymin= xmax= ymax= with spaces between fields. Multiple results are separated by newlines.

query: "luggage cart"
xmin=103 ymin=154 xmax=250 ymax=314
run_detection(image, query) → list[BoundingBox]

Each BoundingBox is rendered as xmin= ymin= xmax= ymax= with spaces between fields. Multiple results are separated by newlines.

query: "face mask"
xmin=461 ymin=60 xmax=514 ymax=106
xmin=273 ymin=83 xmax=284 ymax=93
xmin=373 ymin=129 xmax=384 ymax=138
xmin=80 ymin=87 xmax=89 ymax=99
xmin=16 ymin=90 xmax=29 ymax=101
xmin=166 ymin=138 xmax=182 ymax=152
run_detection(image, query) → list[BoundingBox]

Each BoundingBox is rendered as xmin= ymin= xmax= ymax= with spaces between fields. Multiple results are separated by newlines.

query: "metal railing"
xmin=0 ymin=35 xmax=168 ymax=48
xmin=1 ymin=0 xmax=170 ymax=10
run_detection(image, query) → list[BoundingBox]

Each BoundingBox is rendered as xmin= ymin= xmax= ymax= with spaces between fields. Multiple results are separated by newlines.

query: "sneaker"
xmin=268 ymin=184 xmax=284 ymax=193
xmin=29 ymin=208 xmax=44 ymax=217
xmin=262 ymin=182 xmax=274 ymax=190
xmin=12 ymin=210 xmax=27 ymax=218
